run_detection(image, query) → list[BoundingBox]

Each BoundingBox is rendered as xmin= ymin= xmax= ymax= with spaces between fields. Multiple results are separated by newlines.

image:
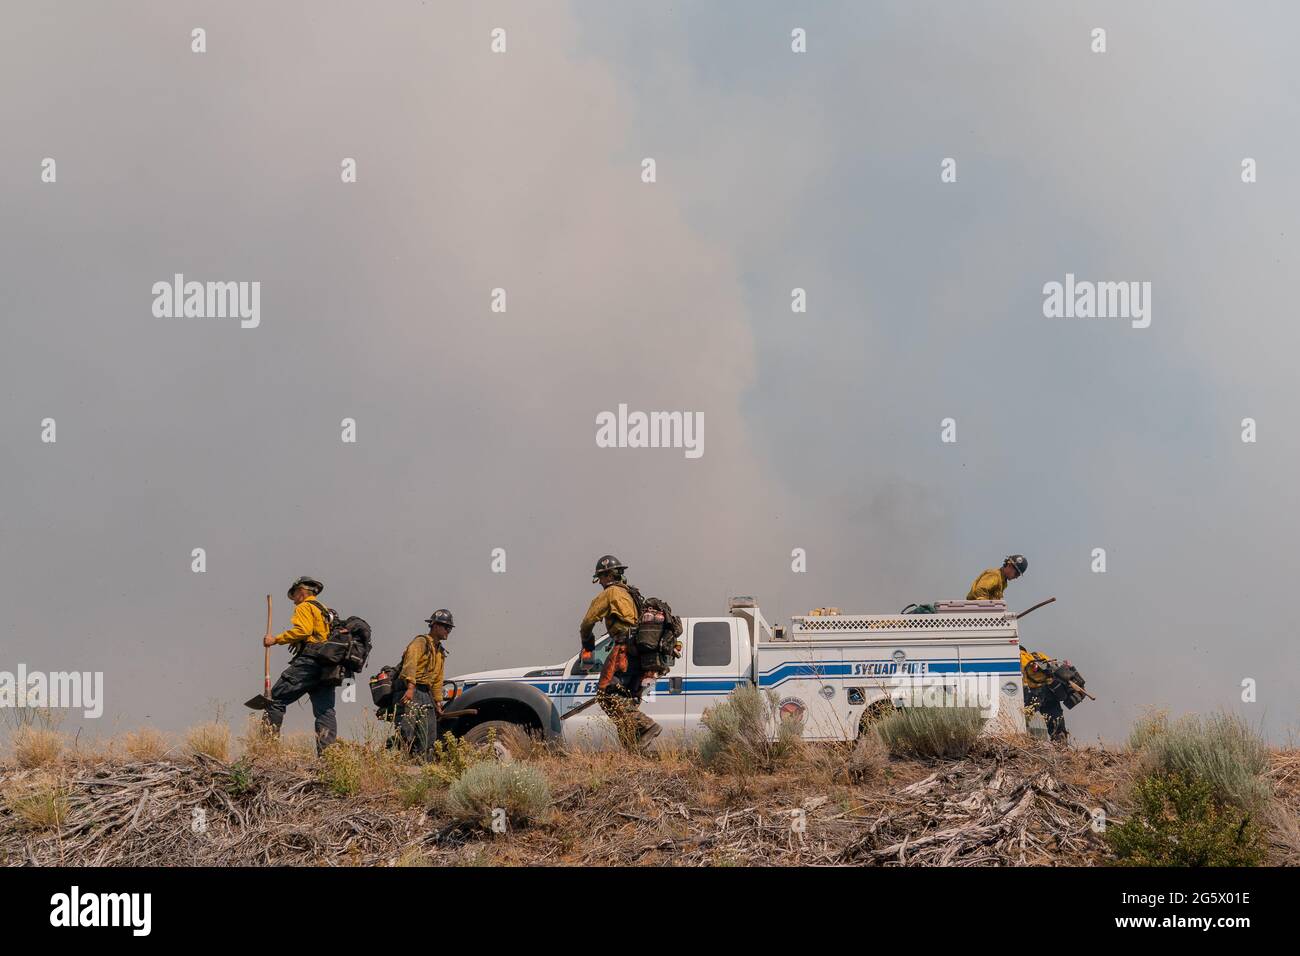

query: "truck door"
xmin=560 ymin=633 xmax=687 ymax=748
xmin=682 ymin=619 xmax=741 ymax=733
xmin=640 ymin=633 xmax=688 ymax=743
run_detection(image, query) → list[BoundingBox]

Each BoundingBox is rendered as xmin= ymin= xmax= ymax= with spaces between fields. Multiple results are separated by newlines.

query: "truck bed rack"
xmin=791 ymin=610 xmax=1014 ymax=637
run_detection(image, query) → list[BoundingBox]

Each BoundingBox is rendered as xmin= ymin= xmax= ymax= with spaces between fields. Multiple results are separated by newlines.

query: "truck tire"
xmin=464 ymin=720 xmax=532 ymax=761
xmin=858 ymin=699 xmax=897 ymax=735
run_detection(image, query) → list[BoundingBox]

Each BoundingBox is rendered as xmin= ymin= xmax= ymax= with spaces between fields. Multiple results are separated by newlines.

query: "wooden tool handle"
xmin=1015 ymin=596 xmax=1057 ymax=620
xmin=1069 ymin=680 xmax=1097 ymax=701
xmin=264 ymin=594 xmax=273 ymax=695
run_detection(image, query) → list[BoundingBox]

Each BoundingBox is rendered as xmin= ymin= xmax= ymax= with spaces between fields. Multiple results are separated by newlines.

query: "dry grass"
xmin=2 ymin=712 xmax=1296 ymax=867
xmin=184 ymin=722 xmax=232 ymax=762
xmin=1262 ymin=750 xmax=1300 ymax=865
xmin=1127 ymin=708 xmax=1170 ymax=752
xmin=11 ymin=727 xmax=64 ymax=769
xmin=236 ymin=718 xmax=291 ymax=763
xmin=2 ymin=772 xmax=71 ymax=831
xmin=121 ymin=729 xmax=170 ymax=761
xmin=318 ymin=739 xmax=404 ymax=797
xmin=801 ymin=733 xmax=890 ymax=786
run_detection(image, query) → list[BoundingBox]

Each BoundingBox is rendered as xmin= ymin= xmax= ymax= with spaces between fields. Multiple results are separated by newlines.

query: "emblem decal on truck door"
xmin=778 ymin=697 xmax=806 ymax=720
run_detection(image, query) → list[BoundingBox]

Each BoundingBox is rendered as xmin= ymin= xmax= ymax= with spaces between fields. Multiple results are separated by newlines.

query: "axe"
xmin=244 ymin=594 xmax=275 ymax=710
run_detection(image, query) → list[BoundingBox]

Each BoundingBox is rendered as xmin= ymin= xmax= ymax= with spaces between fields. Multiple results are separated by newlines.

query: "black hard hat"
xmin=287 ymin=576 xmax=324 ymax=599
xmin=1004 ymin=555 xmax=1029 ymax=576
xmin=592 ymin=554 xmax=627 ymax=582
xmin=425 ymin=609 xmax=455 ymax=630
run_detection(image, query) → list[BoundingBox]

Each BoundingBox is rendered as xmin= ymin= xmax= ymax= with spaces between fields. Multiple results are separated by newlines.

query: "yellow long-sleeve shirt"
xmin=580 ymin=584 xmax=638 ymax=643
xmin=967 ymin=568 xmax=1008 ymax=601
xmin=274 ymin=599 xmax=330 ymax=646
xmin=399 ymin=634 xmax=446 ymax=699
xmin=1020 ymin=648 xmax=1054 ymax=688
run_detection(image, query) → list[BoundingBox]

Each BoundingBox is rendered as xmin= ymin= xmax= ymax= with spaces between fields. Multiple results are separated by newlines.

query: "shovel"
xmin=244 ymin=594 xmax=275 ymax=710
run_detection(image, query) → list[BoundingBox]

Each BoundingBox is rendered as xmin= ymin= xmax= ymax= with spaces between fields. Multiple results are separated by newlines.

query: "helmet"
xmin=1004 ymin=555 xmax=1029 ymax=576
xmin=592 ymin=554 xmax=627 ymax=582
xmin=424 ymin=609 xmax=455 ymax=630
xmin=287 ymin=576 xmax=324 ymax=599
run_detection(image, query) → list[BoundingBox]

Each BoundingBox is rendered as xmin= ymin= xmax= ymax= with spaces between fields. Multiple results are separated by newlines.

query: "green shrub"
xmin=224 ymin=757 xmax=256 ymax=796
xmin=429 ymin=731 xmax=495 ymax=783
xmin=1107 ymin=772 xmax=1266 ymax=867
xmin=445 ymin=761 xmax=551 ymax=829
xmin=397 ymin=732 xmax=498 ymax=808
xmin=1134 ymin=712 xmax=1270 ymax=810
xmin=317 ymin=740 xmax=401 ymax=797
xmin=318 ymin=742 xmax=362 ymax=796
xmin=698 ymin=686 xmax=804 ymax=775
xmin=876 ymin=706 xmax=983 ymax=760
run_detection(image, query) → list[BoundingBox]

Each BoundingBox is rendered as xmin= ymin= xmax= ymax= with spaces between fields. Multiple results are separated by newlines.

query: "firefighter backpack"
xmin=618 ymin=583 xmax=683 ymax=673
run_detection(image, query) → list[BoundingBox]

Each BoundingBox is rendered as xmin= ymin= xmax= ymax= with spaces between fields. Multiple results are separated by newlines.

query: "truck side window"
xmin=570 ymin=636 xmax=612 ymax=675
xmin=692 ymin=622 xmax=732 ymax=667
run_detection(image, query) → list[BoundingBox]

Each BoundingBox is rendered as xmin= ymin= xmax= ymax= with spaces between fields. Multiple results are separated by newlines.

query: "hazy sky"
xmin=3 ymin=2 xmax=1297 ymax=744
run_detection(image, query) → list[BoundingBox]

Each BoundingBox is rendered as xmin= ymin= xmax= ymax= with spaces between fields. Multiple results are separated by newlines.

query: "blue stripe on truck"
xmin=464 ymin=660 xmax=1020 ymax=698
xmin=757 ymin=659 xmax=1020 ymax=686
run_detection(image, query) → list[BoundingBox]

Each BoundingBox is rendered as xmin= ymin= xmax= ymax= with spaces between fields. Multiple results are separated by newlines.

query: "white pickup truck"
xmin=439 ymin=596 xmax=1028 ymax=754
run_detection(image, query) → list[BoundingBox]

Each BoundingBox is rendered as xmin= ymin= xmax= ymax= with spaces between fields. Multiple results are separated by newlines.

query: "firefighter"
xmin=262 ymin=576 xmax=337 ymax=755
xmin=967 ymin=554 xmax=1028 ymax=601
xmin=579 ymin=555 xmax=661 ymax=754
xmin=1021 ymin=647 xmax=1068 ymax=742
xmin=392 ymin=609 xmax=452 ymax=760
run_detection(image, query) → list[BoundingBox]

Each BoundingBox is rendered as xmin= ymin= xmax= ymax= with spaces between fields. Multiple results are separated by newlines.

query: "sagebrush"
xmin=698 ymin=686 xmax=804 ymax=775
xmin=1133 ymin=712 xmax=1271 ymax=809
xmin=876 ymin=706 xmax=984 ymax=760
xmin=445 ymin=761 xmax=551 ymax=829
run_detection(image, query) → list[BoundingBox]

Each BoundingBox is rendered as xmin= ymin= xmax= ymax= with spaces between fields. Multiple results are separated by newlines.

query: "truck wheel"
xmin=463 ymin=720 xmax=532 ymax=761
xmin=858 ymin=699 xmax=897 ymax=736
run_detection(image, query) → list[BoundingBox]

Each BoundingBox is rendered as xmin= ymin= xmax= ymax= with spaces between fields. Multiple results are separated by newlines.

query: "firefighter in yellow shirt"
xmin=1021 ymin=646 xmax=1067 ymax=741
xmin=262 ymin=576 xmax=337 ymax=754
xmin=392 ymin=609 xmax=452 ymax=759
xmin=580 ymin=555 xmax=661 ymax=753
xmin=967 ymin=554 xmax=1028 ymax=601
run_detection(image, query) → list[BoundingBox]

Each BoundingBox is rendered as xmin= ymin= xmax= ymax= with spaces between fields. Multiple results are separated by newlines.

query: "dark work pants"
xmin=1024 ymin=686 xmax=1067 ymax=741
xmin=264 ymin=653 xmax=337 ymax=754
xmin=596 ymin=655 xmax=659 ymax=753
xmin=393 ymin=683 xmax=438 ymax=760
